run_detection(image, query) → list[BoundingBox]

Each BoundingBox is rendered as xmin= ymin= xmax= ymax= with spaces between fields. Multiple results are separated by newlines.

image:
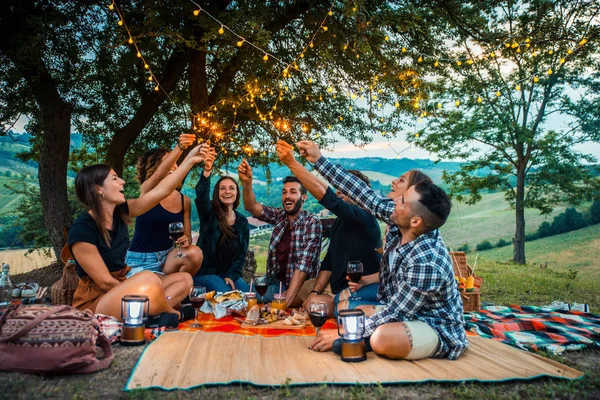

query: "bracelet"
xmin=310 ymin=290 xmax=319 ymax=295
xmin=177 ymin=142 xmax=185 ymax=150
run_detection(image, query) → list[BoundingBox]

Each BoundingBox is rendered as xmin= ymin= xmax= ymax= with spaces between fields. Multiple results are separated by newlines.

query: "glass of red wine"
xmin=309 ymin=301 xmax=329 ymax=334
xmin=189 ymin=286 xmax=206 ymax=328
xmin=169 ymin=222 xmax=186 ymax=258
xmin=254 ymin=275 xmax=268 ymax=306
xmin=347 ymin=261 xmax=363 ymax=300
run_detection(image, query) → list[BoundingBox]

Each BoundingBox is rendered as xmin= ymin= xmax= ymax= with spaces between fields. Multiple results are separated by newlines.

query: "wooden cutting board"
xmin=234 ymin=317 xmax=312 ymax=330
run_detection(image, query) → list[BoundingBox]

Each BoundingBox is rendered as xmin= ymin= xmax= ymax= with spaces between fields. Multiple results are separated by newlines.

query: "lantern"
xmin=121 ymin=295 xmax=149 ymax=346
xmin=337 ymin=309 xmax=366 ymax=362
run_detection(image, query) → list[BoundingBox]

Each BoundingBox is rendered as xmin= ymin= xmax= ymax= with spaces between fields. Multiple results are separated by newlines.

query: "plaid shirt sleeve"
xmin=364 ymin=262 xmax=446 ymax=336
xmin=258 ymin=204 xmax=282 ymax=225
xmin=314 ymin=157 xmax=394 ymax=225
xmin=293 ymin=214 xmax=322 ymax=276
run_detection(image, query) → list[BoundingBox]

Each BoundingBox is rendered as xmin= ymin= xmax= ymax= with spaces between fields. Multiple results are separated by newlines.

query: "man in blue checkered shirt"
xmin=236 ymin=159 xmax=322 ymax=308
xmin=298 ymin=141 xmax=468 ymax=361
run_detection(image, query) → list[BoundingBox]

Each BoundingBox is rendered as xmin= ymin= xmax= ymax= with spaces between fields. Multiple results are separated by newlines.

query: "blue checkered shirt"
xmin=314 ymin=157 xmax=468 ymax=360
xmin=258 ymin=206 xmax=322 ymax=286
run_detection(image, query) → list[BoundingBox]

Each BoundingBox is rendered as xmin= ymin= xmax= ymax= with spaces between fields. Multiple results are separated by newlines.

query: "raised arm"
xmin=140 ymin=133 xmax=197 ymax=195
xmin=296 ymin=140 xmax=395 ymax=225
xmin=276 ymin=140 xmax=327 ymax=201
xmin=194 ymin=147 xmax=216 ymax=219
xmin=128 ymin=144 xmax=208 ymax=218
xmin=237 ymin=159 xmax=263 ymax=217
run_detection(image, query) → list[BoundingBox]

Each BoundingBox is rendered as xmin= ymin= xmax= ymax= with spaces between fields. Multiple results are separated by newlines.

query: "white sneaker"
xmin=541 ymin=301 xmax=570 ymax=312
xmin=570 ymin=303 xmax=590 ymax=313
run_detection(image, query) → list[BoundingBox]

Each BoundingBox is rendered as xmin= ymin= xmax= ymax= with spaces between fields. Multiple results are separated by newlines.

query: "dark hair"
xmin=74 ymin=164 xmax=130 ymax=246
xmin=211 ymin=176 xmax=241 ymax=242
xmin=412 ymin=181 xmax=452 ymax=231
xmin=137 ymin=148 xmax=169 ymax=184
xmin=407 ymin=169 xmax=432 ymax=188
xmin=283 ymin=176 xmax=307 ymax=195
xmin=348 ymin=170 xmax=371 ymax=187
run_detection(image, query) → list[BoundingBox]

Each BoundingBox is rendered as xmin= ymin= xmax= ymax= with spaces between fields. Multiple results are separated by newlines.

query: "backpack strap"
xmin=78 ymin=330 xmax=114 ymax=373
xmin=0 ymin=305 xmax=72 ymax=342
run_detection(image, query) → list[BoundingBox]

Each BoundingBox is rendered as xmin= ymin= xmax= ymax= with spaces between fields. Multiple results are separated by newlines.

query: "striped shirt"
xmin=314 ymin=156 xmax=468 ymax=360
xmin=258 ymin=206 xmax=322 ymax=286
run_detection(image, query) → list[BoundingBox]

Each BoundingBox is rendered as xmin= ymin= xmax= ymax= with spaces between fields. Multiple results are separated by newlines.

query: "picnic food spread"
xmin=244 ymin=304 xmax=308 ymax=326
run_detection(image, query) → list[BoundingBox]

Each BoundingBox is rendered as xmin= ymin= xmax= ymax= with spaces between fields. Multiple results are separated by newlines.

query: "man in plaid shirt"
xmin=237 ymin=159 xmax=322 ymax=307
xmin=298 ymin=141 xmax=468 ymax=361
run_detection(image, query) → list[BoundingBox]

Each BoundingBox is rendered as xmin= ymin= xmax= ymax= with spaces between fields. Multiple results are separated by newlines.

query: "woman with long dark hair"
xmin=68 ymin=144 xmax=208 ymax=320
xmin=193 ymin=149 xmax=249 ymax=292
xmin=125 ymin=133 xmax=203 ymax=278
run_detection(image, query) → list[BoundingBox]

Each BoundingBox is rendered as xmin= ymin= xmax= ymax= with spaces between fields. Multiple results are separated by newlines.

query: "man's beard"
xmin=283 ymin=197 xmax=303 ymax=216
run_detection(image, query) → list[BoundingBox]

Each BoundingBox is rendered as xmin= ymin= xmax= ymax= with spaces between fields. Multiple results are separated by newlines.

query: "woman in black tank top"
xmin=68 ymin=141 xmax=209 ymax=321
xmin=125 ymin=134 xmax=204 ymax=278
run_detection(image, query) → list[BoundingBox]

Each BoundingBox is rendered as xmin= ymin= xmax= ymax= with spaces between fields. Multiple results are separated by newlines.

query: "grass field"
xmin=440 ymin=191 xmax=569 ymax=249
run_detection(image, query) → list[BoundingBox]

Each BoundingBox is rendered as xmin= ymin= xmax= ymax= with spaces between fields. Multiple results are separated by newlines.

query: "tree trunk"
xmin=513 ymin=168 xmax=526 ymax=264
xmin=105 ymin=51 xmax=188 ymax=175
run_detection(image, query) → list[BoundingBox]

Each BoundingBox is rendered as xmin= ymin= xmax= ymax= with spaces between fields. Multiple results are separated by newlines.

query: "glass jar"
xmin=246 ymin=292 xmax=258 ymax=311
xmin=272 ymin=293 xmax=287 ymax=311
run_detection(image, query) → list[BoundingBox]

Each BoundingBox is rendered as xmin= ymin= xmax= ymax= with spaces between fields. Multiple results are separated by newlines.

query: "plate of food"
xmin=239 ymin=305 xmax=310 ymax=329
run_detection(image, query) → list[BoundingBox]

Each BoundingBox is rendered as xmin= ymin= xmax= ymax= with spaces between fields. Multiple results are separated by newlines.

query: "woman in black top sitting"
xmin=193 ymin=148 xmax=249 ymax=292
xmin=68 ymin=144 xmax=208 ymax=321
xmin=125 ymin=133 xmax=203 ymax=278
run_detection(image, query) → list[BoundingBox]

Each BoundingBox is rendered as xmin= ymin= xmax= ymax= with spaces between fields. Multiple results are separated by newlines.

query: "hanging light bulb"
xmin=490 ymin=52 xmax=495 ymax=58
xmin=237 ymin=40 xmax=244 ymax=47
xmin=263 ymin=54 xmax=269 ymax=61
xmin=218 ymin=26 xmax=225 ymax=35
xmin=128 ymin=38 xmax=133 ymax=44
xmin=496 ymin=90 xmax=501 ymax=96
xmin=328 ymin=10 xmax=333 ymax=16
xmin=417 ymin=56 xmax=423 ymax=63
xmin=322 ymin=26 xmax=328 ymax=32
xmin=456 ymin=60 xmax=462 ymax=66
xmin=401 ymin=47 xmax=407 ymax=53
xmin=579 ymin=38 xmax=587 ymax=46
xmin=455 ymin=99 xmax=460 ymax=107
xmin=118 ymin=20 xmax=123 ymax=26
xmin=547 ymin=68 xmax=553 ymax=75
xmin=560 ymin=58 xmax=566 ymax=64
xmin=136 ymin=51 xmax=142 ymax=58
xmin=394 ymin=101 xmax=399 ymax=108
xmin=109 ymin=3 xmax=114 ymax=10
xmin=308 ymin=77 xmax=313 ymax=84
xmin=193 ymin=9 xmax=200 ymax=16
xmin=515 ymin=84 xmax=521 ymax=91
xmin=534 ymin=76 xmax=539 ymax=83
xmin=477 ymin=96 xmax=482 ymax=103
xmin=437 ymin=102 xmax=442 ymax=109
xmin=384 ymin=35 xmax=389 ymax=41
xmin=309 ymin=42 xmax=314 ymax=48
xmin=434 ymin=60 xmax=439 ymax=67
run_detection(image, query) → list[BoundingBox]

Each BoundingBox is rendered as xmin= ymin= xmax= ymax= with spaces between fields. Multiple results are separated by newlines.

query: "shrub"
xmin=456 ymin=243 xmax=470 ymax=253
xmin=589 ymin=200 xmax=600 ymax=225
xmin=537 ymin=221 xmax=552 ymax=238
xmin=476 ymin=240 xmax=493 ymax=251
xmin=495 ymin=238 xmax=510 ymax=248
xmin=525 ymin=232 xmax=538 ymax=241
xmin=551 ymin=207 xmax=587 ymax=235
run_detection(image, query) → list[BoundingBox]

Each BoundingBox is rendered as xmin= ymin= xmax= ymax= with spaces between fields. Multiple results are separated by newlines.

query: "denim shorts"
xmin=125 ymin=249 xmax=170 ymax=278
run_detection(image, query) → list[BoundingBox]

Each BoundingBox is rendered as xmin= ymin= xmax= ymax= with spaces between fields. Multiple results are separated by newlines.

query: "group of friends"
xmin=68 ymin=133 xmax=468 ymax=362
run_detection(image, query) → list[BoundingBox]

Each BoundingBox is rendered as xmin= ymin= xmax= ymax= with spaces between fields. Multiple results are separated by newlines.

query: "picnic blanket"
xmin=124 ymin=331 xmax=582 ymax=390
xmin=465 ymin=305 xmax=600 ymax=354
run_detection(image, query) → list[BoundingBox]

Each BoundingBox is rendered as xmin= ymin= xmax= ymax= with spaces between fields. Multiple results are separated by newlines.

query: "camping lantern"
xmin=337 ymin=309 xmax=367 ymax=362
xmin=121 ymin=295 xmax=149 ymax=346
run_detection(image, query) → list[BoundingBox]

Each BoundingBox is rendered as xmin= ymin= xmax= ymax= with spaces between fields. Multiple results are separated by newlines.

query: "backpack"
xmin=0 ymin=304 xmax=113 ymax=374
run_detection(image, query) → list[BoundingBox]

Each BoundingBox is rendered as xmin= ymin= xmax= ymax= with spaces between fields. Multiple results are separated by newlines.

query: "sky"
xmin=9 ymin=114 xmax=600 ymax=162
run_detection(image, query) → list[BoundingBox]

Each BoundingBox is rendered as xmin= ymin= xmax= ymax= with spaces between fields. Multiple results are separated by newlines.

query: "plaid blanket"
xmin=465 ymin=305 xmax=600 ymax=354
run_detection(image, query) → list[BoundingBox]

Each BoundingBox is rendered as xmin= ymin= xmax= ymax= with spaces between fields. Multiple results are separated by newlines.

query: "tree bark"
xmin=513 ymin=166 xmax=526 ymax=264
xmin=104 ymin=50 xmax=188 ymax=175
xmin=14 ymin=65 xmax=73 ymax=260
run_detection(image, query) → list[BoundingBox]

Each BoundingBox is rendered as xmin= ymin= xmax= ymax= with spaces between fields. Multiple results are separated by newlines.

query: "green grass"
xmin=440 ymin=191 xmax=568 ymax=249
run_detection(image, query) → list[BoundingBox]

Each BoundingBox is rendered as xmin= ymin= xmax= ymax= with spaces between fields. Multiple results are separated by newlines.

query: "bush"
xmin=525 ymin=232 xmax=538 ymax=241
xmin=536 ymin=221 xmax=552 ymax=238
xmin=476 ymin=240 xmax=493 ymax=251
xmin=495 ymin=238 xmax=510 ymax=248
xmin=589 ymin=200 xmax=600 ymax=225
xmin=551 ymin=207 xmax=588 ymax=235
xmin=456 ymin=243 xmax=470 ymax=253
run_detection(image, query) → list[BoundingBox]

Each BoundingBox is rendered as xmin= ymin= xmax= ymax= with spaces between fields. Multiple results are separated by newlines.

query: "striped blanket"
xmin=465 ymin=305 xmax=600 ymax=354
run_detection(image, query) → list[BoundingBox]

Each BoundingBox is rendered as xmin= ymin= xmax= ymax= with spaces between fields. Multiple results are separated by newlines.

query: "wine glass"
xmin=347 ymin=261 xmax=363 ymax=300
xmin=254 ymin=275 xmax=268 ymax=306
xmin=169 ymin=222 xmax=186 ymax=258
xmin=309 ymin=301 xmax=329 ymax=335
xmin=189 ymin=286 xmax=206 ymax=328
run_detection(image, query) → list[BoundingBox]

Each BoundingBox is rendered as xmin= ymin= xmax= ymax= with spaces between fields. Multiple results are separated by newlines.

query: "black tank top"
xmin=129 ymin=194 xmax=185 ymax=252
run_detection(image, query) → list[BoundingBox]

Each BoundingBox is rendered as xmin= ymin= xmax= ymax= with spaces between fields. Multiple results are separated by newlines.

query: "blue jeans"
xmin=193 ymin=274 xmax=248 ymax=294
xmin=236 ymin=278 xmax=287 ymax=303
xmin=333 ymin=283 xmax=382 ymax=318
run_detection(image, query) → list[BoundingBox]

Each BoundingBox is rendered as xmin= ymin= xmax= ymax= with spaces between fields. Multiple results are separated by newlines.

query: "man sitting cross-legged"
xmin=297 ymin=140 xmax=468 ymax=361
xmin=275 ymin=140 xmax=382 ymax=316
xmin=236 ymin=159 xmax=322 ymax=308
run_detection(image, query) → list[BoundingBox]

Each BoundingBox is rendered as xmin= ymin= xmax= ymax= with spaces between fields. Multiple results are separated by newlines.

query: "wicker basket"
xmin=460 ymin=290 xmax=480 ymax=312
xmin=449 ymin=251 xmax=483 ymax=289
